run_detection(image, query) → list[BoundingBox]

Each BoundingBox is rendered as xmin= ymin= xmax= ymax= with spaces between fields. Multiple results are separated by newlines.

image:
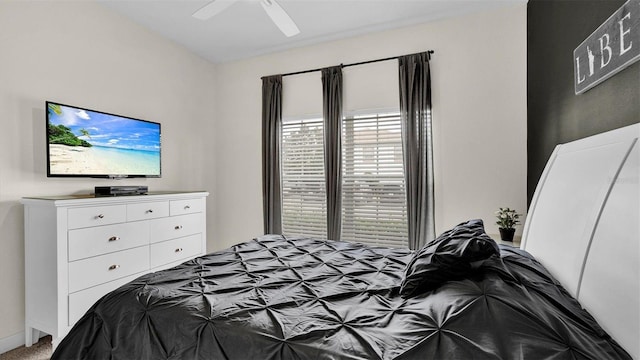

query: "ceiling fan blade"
xmin=192 ymin=0 xmax=237 ymax=20
xmin=260 ymin=0 xmax=300 ymax=37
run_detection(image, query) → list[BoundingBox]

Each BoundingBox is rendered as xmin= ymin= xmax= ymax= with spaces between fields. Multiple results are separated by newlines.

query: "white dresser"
xmin=22 ymin=191 xmax=209 ymax=348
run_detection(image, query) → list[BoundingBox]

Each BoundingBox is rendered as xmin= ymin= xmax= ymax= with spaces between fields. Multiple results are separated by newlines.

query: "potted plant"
xmin=495 ymin=207 xmax=521 ymax=242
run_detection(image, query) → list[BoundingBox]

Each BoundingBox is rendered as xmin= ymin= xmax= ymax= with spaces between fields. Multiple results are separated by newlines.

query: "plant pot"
xmin=499 ymin=228 xmax=515 ymax=242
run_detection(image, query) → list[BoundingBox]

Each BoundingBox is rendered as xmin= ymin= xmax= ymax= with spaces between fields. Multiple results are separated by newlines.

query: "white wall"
xmin=212 ymin=4 xmax=527 ymax=250
xmin=0 ymin=1 xmax=216 ymax=346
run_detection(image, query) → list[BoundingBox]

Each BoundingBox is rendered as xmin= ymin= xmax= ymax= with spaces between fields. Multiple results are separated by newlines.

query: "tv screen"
xmin=46 ymin=101 xmax=161 ymax=178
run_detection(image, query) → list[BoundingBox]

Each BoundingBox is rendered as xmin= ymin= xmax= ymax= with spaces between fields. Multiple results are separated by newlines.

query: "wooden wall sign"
xmin=574 ymin=0 xmax=639 ymax=94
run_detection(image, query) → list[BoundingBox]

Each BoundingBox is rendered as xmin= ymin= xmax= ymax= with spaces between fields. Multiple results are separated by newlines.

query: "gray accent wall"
xmin=527 ymin=0 xmax=640 ymax=202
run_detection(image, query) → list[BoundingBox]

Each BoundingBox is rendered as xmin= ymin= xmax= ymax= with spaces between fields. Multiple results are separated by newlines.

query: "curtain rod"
xmin=263 ymin=50 xmax=434 ymax=79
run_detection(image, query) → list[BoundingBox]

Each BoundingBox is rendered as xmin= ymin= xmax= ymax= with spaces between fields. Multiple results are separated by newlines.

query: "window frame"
xmin=280 ymin=115 xmax=328 ymax=238
xmin=341 ymin=109 xmax=408 ymax=248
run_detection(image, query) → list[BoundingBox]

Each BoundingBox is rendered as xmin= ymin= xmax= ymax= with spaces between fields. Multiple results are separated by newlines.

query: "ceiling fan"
xmin=193 ymin=0 xmax=300 ymax=37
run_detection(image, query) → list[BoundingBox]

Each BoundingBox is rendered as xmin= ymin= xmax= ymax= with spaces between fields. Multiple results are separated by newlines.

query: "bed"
xmin=51 ymin=123 xmax=639 ymax=359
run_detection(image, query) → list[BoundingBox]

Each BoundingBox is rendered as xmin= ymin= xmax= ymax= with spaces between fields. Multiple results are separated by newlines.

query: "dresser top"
xmin=22 ymin=191 xmax=209 ymax=206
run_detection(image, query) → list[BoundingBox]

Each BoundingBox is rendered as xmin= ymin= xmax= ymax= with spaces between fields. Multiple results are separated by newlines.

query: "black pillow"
xmin=399 ymin=219 xmax=500 ymax=296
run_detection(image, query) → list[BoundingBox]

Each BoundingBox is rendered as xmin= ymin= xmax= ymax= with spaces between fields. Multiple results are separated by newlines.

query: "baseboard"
xmin=0 ymin=332 xmax=24 ymax=355
xmin=0 ymin=330 xmax=47 ymax=355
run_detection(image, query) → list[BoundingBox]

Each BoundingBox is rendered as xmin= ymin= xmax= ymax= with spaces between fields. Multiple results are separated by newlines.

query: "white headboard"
xmin=522 ymin=123 xmax=639 ymax=359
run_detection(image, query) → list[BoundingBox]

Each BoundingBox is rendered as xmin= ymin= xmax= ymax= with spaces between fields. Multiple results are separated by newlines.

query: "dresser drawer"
xmin=68 ymin=222 xmax=150 ymax=261
xmin=149 ymin=213 xmax=203 ymax=244
xmin=68 ymin=273 xmax=140 ymax=326
xmin=127 ymin=201 xmax=169 ymax=221
xmin=170 ymin=197 xmax=205 ymax=216
xmin=68 ymin=246 xmax=149 ymax=293
xmin=68 ymin=205 xmax=127 ymax=229
xmin=150 ymin=234 xmax=202 ymax=269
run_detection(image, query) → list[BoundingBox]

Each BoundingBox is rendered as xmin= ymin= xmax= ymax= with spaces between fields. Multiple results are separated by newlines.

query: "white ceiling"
xmin=98 ymin=0 xmax=524 ymax=64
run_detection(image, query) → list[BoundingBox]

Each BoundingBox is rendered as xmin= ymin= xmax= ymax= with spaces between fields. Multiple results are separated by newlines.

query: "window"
xmin=281 ymin=118 xmax=327 ymax=238
xmin=342 ymin=112 xmax=407 ymax=247
xmin=280 ymin=112 xmax=408 ymax=248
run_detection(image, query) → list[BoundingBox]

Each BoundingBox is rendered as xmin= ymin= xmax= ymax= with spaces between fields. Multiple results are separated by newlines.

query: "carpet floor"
xmin=0 ymin=336 xmax=52 ymax=360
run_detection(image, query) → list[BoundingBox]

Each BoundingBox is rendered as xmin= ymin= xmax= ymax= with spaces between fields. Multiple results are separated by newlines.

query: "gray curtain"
xmin=261 ymin=75 xmax=283 ymax=235
xmin=321 ymin=66 xmax=343 ymax=240
xmin=398 ymin=52 xmax=435 ymax=250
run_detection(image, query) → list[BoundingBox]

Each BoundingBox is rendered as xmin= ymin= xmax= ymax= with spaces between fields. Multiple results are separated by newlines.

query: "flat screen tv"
xmin=46 ymin=101 xmax=161 ymax=178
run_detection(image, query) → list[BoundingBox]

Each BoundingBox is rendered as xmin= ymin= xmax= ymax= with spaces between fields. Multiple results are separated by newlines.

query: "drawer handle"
xmin=175 ymin=225 xmax=183 ymax=230
xmin=184 ymin=205 xmax=191 ymax=210
xmin=97 ymin=214 xmax=105 ymax=219
xmin=146 ymin=209 xmax=154 ymax=214
xmin=108 ymin=236 xmax=120 ymax=242
xmin=108 ymin=264 xmax=120 ymax=271
xmin=175 ymin=248 xmax=183 ymax=253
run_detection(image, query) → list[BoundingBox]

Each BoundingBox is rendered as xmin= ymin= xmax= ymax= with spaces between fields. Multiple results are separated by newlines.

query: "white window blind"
xmin=281 ymin=118 xmax=327 ymax=238
xmin=280 ymin=112 xmax=408 ymax=248
xmin=341 ymin=112 xmax=408 ymax=248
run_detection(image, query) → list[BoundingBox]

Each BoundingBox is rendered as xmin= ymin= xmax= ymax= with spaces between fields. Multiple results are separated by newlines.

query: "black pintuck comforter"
xmin=52 ymin=232 xmax=631 ymax=359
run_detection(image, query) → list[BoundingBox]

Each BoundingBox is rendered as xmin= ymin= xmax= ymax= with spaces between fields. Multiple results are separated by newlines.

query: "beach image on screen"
xmin=47 ymin=103 xmax=161 ymax=176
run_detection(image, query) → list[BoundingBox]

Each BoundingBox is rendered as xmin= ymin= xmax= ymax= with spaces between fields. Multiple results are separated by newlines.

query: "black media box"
xmin=95 ymin=186 xmax=149 ymax=197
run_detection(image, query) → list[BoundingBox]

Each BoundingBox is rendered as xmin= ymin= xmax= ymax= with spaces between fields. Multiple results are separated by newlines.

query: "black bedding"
xmin=52 ymin=221 xmax=631 ymax=359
